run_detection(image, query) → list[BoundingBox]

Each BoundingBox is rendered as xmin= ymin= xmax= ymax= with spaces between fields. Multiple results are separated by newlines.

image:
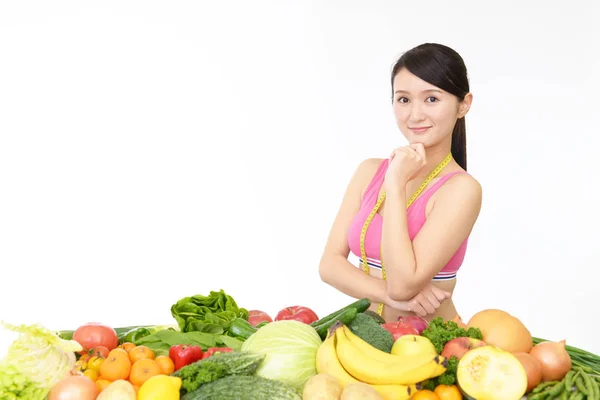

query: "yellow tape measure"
xmin=359 ymin=152 xmax=453 ymax=316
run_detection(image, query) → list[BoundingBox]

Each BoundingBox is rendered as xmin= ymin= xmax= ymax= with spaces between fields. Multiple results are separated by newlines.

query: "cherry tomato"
xmin=88 ymin=346 xmax=109 ymax=358
xmin=86 ymin=356 xmax=104 ymax=373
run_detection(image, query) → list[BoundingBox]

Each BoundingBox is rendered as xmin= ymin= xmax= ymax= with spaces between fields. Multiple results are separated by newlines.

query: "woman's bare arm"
xmin=383 ymin=173 xmax=482 ymax=301
xmin=318 ymin=159 xmax=392 ymax=304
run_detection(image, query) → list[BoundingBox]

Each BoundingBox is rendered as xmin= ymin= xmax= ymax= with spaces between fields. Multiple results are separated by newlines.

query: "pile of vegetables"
xmin=5 ymin=288 xmax=600 ymax=400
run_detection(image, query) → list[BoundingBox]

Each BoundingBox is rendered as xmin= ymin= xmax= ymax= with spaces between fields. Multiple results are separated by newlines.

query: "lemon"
xmin=138 ymin=374 xmax=182 ymax=400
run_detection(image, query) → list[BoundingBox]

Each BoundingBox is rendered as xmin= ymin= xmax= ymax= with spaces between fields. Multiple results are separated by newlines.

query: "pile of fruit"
xmin=1 ymin=289 xmax=599 ymax=399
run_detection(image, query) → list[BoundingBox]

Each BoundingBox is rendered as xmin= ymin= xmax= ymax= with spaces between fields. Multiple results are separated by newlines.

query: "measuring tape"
xmin=360 ymin=152 xmax=453 ymax=316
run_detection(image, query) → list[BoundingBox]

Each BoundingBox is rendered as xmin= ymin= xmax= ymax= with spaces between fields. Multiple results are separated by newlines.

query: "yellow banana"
xmin=335 ymin=326 xmax=447 ymax=385
xmin=315 ymin=327 xmax=360 ymax=388
xmin=371 ymin=383 xmax=422 ymax=400
xmin=391 ymin=334 xmax=438 ymax=358
xmin=342 ymin=325 xmax=436 ymax=366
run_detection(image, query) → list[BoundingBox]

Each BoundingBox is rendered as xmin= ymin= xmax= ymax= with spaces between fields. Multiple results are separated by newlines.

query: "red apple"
xmin=397 ymin=316 xmax=429 ymax=334
xmin=247 ymin=310 xmax=273 ymax=326
xmin=274 ymin=306 xmax=319 ymax=324
xmin=381 ymin=322 xmax=419 ymax=341
xmin=441 ymin=337 xmax=487 ymax=360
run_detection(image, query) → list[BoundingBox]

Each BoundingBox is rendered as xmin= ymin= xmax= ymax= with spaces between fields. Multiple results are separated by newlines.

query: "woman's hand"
xmin=384 ymin=143 xmax=427 ymax=191
xmin=384 ymin=283 xmax=450 ymax=317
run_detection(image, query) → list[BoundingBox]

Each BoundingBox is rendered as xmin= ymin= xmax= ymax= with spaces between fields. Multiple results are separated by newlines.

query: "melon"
xmin=457 ymin=345 xmax=528 ymax=400
xmin=467 ymin=309 xmax=533 ymax=353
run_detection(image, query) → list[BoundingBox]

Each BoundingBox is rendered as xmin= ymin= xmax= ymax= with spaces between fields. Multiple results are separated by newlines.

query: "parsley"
xmin=421 ymin=317 xmax=483 ymax=354
xmin=421 ymin=356 xmax=460 ymax=390
xmin=419 ymin=318 xmax=483 ymax=391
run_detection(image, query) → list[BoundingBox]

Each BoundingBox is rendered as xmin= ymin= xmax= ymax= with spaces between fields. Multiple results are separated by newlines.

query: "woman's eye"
xmin=396 ymin=97 xmax=409 ymax=103
xmin=426 ymin=96 xmax=439 ymax=103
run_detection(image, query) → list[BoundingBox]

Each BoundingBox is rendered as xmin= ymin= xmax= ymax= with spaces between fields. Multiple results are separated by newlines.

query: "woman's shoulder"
xmin=356 ymin=157 xmax=388 ymax=177
xmin=437 ymin=169 xmax=483 ymax=205
xmin=351 ymin=157 xmax=387 ymax=184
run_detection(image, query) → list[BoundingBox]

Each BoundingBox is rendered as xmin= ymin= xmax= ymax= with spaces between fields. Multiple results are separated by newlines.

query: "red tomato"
xmin=381 ymin=322 xmax=419 ymax=341
xmin=274 ymin=306 xmax=319 ymax=324
xmin=247 ymin=310 xmax=273 ymax=326
xmin=88 ymin=345 xmax=109 ymax=358
xmin=73 ymin=323 xmax=118 ymax=353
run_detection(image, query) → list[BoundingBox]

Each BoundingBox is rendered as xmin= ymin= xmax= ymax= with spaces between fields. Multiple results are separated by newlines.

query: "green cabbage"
xmin=0 ymin=322 xmax=83 ymax=399
xmin=241 ymin=320 xmax=321 ymax=390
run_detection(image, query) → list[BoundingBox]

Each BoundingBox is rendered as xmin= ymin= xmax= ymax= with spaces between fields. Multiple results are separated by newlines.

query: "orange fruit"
xmin=110 ymin=348 xmax=129 ymax=357
xmin=129 ymin=359 xmax=162 ymax=387
xmin=155 ymin=355 xmax=175 ymax=375
xmin=99 ymin=350 xmax=132 ymax=381
xmin=121 ymin=342 xmax=136 ymax=353
xmin=129 ymin=345 xmax=155 ymax=363
xmin=434 ymin=385 xmax=462 ymax=400
xmin=96 ymin=379 xmax=111 ymax=392
xmin=413 ymin=390 xmax=441 ymax=400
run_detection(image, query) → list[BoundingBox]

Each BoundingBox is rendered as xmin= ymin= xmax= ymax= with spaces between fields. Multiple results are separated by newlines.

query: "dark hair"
xmin=391 ymin=43 xmax=470 ymax=170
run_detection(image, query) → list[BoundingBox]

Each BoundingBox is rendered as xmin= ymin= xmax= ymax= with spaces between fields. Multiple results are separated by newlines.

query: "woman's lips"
xmin=410 ymin=126 xmax=431 ymax=133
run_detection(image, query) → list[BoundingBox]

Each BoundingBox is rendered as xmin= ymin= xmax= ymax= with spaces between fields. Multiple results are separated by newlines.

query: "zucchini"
xmin=229 ymin=318 xmax=258 ymax=340
xmin=310 ymin=298 xmax=370 ymax=328
xmin=172 ymin=351 xmax=265 ymax=394
xmin=313 ymin=307 xmax=358 ymax=340
xmin=181 ymin=375 xmax=301 ymax=400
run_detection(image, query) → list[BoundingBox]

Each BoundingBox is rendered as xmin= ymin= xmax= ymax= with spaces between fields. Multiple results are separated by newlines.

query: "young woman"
xmin=319 ymin=43 xmax=482 ymax=322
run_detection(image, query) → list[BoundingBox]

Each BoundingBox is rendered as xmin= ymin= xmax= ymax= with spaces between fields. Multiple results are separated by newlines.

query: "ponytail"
xmin=451 ymin=117 xmax=467 ymax=171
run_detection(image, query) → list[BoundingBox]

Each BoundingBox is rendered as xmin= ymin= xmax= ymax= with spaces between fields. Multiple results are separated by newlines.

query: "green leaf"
xmin=218 ymin=335 xmax=244 ymax=351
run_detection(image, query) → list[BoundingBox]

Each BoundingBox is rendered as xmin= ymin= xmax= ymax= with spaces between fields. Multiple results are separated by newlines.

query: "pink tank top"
xmin=347 ymin=159 xmax=469 ymax=281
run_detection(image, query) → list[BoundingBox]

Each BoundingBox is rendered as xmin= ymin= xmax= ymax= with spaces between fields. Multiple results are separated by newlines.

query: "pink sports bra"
xmin=347 ymin=159 xmax=469 ymax=281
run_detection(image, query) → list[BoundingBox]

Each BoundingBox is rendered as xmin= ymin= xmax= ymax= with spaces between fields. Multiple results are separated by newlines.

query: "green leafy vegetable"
xmin=241 ymin=320 xmax=321 ymax=391
xmin=172 ymin=351 xmax=265 ymax=395
xmin=421 ymin=317 xmax=483 ymax=354
xmin=0 ymin=322 xmax=83 ymax=400
xmin=421 ymin=355 xmax=459 ymax=390
xmin=0 ymin=364 xmax=48 ymax=400
xmin=171 ymin=289 xmax=249 ymax=334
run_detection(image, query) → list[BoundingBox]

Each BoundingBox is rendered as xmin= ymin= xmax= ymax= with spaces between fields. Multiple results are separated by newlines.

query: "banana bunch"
xmin=316 ymin=322 xmax=447 ymax=400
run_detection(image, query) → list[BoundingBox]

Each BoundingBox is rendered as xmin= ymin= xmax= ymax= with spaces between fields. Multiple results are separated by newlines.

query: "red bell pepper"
xmin=169 ymin=344 xmax=203 ymax=371
xmin=202 ymin=347 xmax=233 ymax=359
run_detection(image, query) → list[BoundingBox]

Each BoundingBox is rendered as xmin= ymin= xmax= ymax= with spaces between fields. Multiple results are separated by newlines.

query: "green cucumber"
xmin=310 ymin=298 xmax=371 ymax=328
xmin=313 ymin=307 xmax=358 ymax=340
xmin=229 ymin=318 xmax=259 ymax=340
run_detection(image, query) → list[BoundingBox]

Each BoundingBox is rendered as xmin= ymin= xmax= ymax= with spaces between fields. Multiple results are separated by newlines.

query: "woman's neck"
xmin=419 ymin=142 xmax=453 ymax=176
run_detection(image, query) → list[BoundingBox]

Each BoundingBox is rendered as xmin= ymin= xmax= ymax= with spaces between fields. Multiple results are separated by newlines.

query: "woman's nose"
xmin=409 ymin=104 xmax=426 ymax=122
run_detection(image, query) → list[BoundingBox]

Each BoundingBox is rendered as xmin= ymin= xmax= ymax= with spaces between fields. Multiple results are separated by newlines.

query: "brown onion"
xmin=48 ymin=375 xmax=98 ymax=400
xmin=529 ymin=340 xmax=572 ymax=382
xmin=514 ymin=352 xmax=543 ymax=392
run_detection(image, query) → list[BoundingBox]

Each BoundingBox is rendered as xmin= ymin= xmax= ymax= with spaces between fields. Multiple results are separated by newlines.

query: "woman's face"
xmin=392 ymin=68 xmax=471 ymax=148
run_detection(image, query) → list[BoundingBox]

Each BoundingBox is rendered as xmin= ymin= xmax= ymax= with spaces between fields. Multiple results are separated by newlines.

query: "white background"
xmin=1 ymin=1 xmax=599 ymax=356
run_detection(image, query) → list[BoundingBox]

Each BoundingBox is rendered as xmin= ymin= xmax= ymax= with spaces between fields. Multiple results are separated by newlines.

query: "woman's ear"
xmin=458 ymin=93 xmax=473 ymax=118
